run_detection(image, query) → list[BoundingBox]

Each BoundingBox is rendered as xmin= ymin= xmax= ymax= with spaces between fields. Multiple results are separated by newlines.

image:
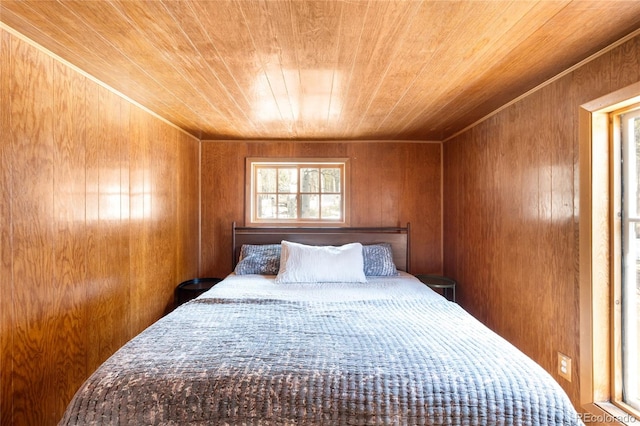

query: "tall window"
xmin=246 ymin=158 xmax=348 ymax=226
xmin=615 ymin=106 xmax=640 ymax=414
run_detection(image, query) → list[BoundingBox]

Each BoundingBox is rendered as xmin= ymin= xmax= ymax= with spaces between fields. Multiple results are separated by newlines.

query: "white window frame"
xmin=245 ymin=157 xmax=350 ymax=226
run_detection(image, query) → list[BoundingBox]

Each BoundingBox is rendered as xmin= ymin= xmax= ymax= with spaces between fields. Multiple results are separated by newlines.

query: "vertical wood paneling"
xmin=0 ymin=28 xmax=200 ymax=425
xmin=84 ymin=79 xmax=102 ymax=372
xmin=610 ymin=36 xmax=640 ymax=90
xmin=119 ymin=99 xmax=132 ymax=320
xmin=89 ymin=87 xmax=128 ymax=365
xmin=442 ymin=135 xmax=462 ymax=302
xmin=10 ymin=36 xmax=55 ymax=425
xmin=128 ymin=106 xmax=152 ymax=334
xmin=200 ymin=141 xmax=442 ymax=277
xmin=443 ymin=31 xmax=640 ymax=408
xmin=201 ymin=142 xmax=245 ymax=274
xmin=0 ymin=29 xmax=12 ymax=426
xmin=89 ymin=88 xmax=133 ymax=366
xmin=149 ymin=117 xmax=178 ymax=315
xmin=402 ymin=143 xmax=442 ymax=273
xmin=51 ymin=57 xmax=88 ymax=418
xmin=444 ymin=84 xmax=584 ymax=398
xmin=175 ymin=131 xmax=200 ymax=284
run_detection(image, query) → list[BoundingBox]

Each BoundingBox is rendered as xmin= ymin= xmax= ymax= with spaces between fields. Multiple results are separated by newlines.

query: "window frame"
xmin=579 ymin=87 xmax=640 ymax=424
xmin=245 ymin=157 xmax=350 ymax=227
xmin=612 ymin=105 xmax=640 ymax=416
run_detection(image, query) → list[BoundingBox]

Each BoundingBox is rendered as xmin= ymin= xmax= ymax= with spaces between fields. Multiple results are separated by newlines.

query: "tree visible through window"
xmin=247 ymin=159 xmax=348 ymax=225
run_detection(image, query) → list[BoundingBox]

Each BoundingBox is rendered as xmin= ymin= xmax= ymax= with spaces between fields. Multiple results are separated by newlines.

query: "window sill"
xmin=581 ymin=402 xmax=639 ymax=425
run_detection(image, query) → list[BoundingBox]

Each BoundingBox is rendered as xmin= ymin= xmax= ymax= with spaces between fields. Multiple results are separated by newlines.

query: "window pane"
xmin=623 ymin=221 xmax=640 ymax=410
xmin=256 ymin=194 xmax=276 ymax=219
xmin=631 ymin=117 xmax=640 ymax=217
xmin=321 ymin=168 xmax=341 ymax=193
xmin=301 ymin=194 xmax=319 ymax=218
xmin=300 ymin=168 xmax=319 ymax=192
xmin=278 ymin=168 xmax=297 ymax=193
xmin=257 ymin=168 xmax=276 ymax=192
xmin=632 ymin=116 xmax=640 ymax=412
xmin=623 ymin=111 xmax=640 ymax=412
xmin=277 ymin=194 xmax=297 ymax=219
xmin=321 ymin=194 xmax=341 ymax=219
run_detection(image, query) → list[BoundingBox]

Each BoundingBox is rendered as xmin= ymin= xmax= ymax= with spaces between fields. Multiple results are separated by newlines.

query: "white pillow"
xmin=275 ymin=241 xmax=367 ymax=283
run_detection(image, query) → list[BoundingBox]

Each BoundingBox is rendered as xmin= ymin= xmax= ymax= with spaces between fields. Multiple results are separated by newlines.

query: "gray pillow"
xmin=234 ymin=244 xmax=281 ymax=275
xmin=363 ymin=243 xmax=398 ymax=276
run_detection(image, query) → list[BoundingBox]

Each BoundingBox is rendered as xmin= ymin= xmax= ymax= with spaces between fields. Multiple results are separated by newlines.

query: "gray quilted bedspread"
xmin=60 ymin=297 xmax=583 ymax=425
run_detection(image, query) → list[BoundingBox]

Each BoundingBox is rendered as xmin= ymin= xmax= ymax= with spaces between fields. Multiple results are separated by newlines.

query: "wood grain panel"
xmin=361 ymin=1 xmax=511 ymax=138
xmin=0 ymin=29 xmax=12 ymax=426
xmin=3 ymin=1 xmax=640 ymax=141
xmin=610 ymin=36 xmax=640 ymax=90
xmin=149 ymin=115 xmax=177 ymax=317
xmin=3 ymin=3 xmax=640 ymax=422
xmin=443 ymin=30 xmax=640 ymax=409
xmin=1 ymin=27 xmax=200 ymax=425
xmin=424 ymin=2 xmax=580 ymax=136
xmin=200 ymin=142 xmax=244 ymax=275
xmin=175 ymin=131 xmax=200 ymax=284
xmin=106 ymin=1 xmax=236 ymax=135
xmin=187 ymin=1 xmax=267 ymax=138
xmin=233 ymin=1 xmax=303 ymax=137
xmin=165 ymin=1 xmax=256 ymax=127
xmin=0 ymin=2 xmax=202 ymax=134
xmin=83 ymin=78 xmax=102 ymax=374
xmin=128 ymin=106 xmax=152 ymax=333
xmin=89 ymin=87 xmax=130 ymax=366
xmin=200 ymin=141 xmax=441 ymax=278
xmin=9 ymin=35 xmax=56 ymax=425
xmin=51 ymin=57 xmax=88 ymax=419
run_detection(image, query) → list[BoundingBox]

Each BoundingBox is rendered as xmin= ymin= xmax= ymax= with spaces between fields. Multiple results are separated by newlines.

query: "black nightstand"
xmin=175 ymin=278 xmax=222 ymax=307
xmin=415 ymin=274 xmax=456 ymax=302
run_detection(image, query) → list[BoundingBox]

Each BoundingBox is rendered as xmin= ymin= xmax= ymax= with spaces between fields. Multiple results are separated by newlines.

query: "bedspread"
xmin=60 ymin=292 xmax=583 ymax=425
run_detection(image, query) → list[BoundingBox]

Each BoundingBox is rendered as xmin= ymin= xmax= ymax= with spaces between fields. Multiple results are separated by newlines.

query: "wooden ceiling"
xmin=2 ymin=1 xmax=640 ymax=141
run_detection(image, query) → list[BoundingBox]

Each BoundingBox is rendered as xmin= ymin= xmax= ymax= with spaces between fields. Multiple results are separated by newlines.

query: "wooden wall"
xmin=9 ymin=5 xmax=637 ymax=421
xmin=443 ymin=33 xmax=640 ymax=406
xmin=0 ymin=28 xmax=200 ymax=426
xmin=200 ymin=141 xmax=442 ymax=278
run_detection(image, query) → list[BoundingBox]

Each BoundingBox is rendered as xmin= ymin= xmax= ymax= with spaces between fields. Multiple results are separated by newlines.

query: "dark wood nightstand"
xmin=175 ymin=278 xmax=222 ymax=307
xmin=415 ymin=274 xmax=456 ymax=302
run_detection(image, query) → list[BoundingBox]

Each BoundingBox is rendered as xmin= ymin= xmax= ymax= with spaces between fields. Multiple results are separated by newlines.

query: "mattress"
xmin=60 ymin=273 xmax=583 ymax=425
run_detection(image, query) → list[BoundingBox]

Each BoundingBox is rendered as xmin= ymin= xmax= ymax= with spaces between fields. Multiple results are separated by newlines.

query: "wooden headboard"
xmin=232 ymin=222 xmax=411 ymax=272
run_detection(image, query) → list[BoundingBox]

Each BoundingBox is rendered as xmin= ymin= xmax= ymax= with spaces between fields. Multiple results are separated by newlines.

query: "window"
xmin=616 ymin=106 xmax=640 ymax=414
xmin=246 ymin=158 xmax=349 ymax=226
xmin=580 ymin=89 xmax=640 ymax=423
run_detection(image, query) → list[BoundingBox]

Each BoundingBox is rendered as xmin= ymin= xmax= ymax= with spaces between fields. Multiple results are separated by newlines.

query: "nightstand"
xmin=415 ymin=274 xmax=456 ymax=302
xmin=175 ymin=278 xmax=222 ymax=307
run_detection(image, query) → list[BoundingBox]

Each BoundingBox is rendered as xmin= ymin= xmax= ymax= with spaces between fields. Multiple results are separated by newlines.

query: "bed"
xmin=60 ymin=224 xmax=583 ymax=425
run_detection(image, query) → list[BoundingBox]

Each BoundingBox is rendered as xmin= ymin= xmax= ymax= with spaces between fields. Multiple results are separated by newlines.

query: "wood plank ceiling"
xmin=2 ymin=1 xmax=640 ymax=141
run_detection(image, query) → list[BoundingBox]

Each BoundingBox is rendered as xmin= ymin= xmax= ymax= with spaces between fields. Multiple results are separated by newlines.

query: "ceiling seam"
xmin=443 ymin=25 xmax=640 ymax=143
xmin=0 ymin=20 xmax=199 ymax=142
